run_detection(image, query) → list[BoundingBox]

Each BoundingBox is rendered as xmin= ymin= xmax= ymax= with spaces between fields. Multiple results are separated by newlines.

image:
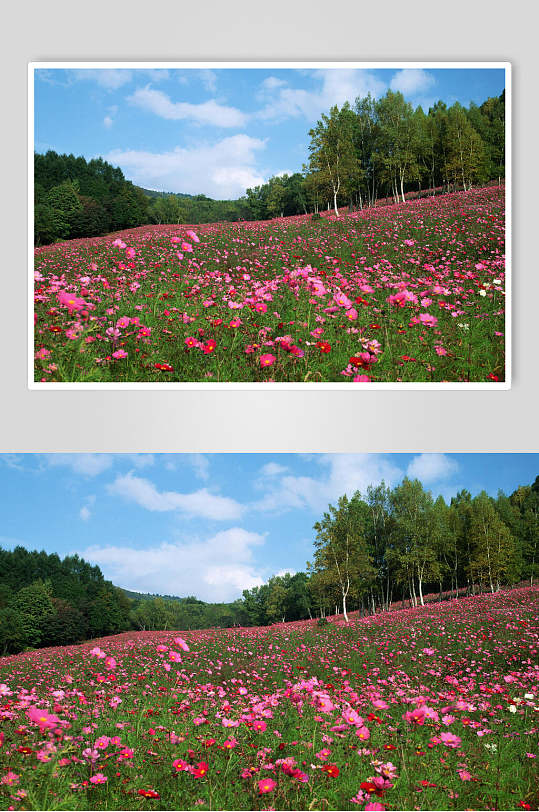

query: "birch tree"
xmin=308 ymin=103 xmax=358 ymax=216
xmin=313 ymin=492 xmax=374 ymax=622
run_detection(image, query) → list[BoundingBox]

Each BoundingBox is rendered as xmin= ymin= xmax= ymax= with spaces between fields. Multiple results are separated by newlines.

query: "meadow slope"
xmin=0 ymin=586 xmax=536 ymax=810
xmin=34 ymin=186 xmax=506 ymax=384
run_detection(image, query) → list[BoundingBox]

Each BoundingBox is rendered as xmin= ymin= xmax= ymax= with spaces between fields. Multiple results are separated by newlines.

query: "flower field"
xmin=0 ymin=586 xmax=536 ymax=811
xmin=33 ymin=186 xmax=506 ymax=384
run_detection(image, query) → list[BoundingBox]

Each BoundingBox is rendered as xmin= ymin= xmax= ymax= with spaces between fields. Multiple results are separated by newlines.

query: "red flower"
xmin=138 ymin=789 xmax=160 ymax=799
xmin=322 ymin=764 xmax=340 ymax=777
xmin=154 ymin=362 xmax=174 ymax=372
xmin=192 ymin=761 xmax=208 ymax=778
xmin=487 ymin=373 xmax=500 ymax=381
xmin=316 ymin=341 xmax=331 ymax=353
xmin=203 ymin=339 xmax=217 ymax=354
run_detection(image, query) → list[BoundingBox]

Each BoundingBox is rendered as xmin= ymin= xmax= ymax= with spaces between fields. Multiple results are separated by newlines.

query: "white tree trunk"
xmin=342 ymin=590 xmax=349 ymax=623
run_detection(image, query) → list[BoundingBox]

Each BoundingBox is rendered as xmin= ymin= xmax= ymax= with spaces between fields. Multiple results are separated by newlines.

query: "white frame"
xmin=28 ymin=61 xmax=512 ymax=390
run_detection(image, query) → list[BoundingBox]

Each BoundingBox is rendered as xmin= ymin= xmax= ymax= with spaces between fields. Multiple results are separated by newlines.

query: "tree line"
xmin=307 ymin=475 xmax=537 ymax=622
xmin=34 ymin=152 xmax=151 ymax=246
xmin=2 ymin=471 xmax=534 ymax=653
xmin=34 ymin=88 xmax=504 ymax=244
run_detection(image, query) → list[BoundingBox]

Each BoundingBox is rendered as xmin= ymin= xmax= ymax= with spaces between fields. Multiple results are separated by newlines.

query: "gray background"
xmin=2 ymin=0 xmax=537 ymax=453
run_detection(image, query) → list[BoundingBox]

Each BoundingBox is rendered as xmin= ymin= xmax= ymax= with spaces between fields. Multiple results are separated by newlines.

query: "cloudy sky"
xmin=0 ymin=453 xmax=534 ymax=602
xmin=34 ymin=66 xmax=505 ymax=200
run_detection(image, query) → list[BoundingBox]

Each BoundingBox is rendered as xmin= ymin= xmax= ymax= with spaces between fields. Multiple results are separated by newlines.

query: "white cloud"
xmin=80 ymin=506 xmax=91 ymax=521
xmin=45 ymin=454 xmax=114 ymax=477
xmin=254 ymin=454 xmax=403 ymax=514
xmin=406 ymin=453 xmax=459 ymax=483
xmin=260 ymin=462 xmax=288 ymax=477
xmin=198 ymin=69 xmax=217 ymax=93
xmin=82 ymin=527 xmax=265 ymax=601
xmin=261 ymin=76 xmax=287 ymax=91
xmin=0 ymin=454 xmax=26 ymax=471
xmin=71 ymin=69 xmax=134 ymax=90
xmin=390 ymin=69 xmax=435 ymax=97
xmin=106 ymin=134 xmax=267 ymax=198
xmin=103 ymin=116 xmax=114 ymax=128
xmin=107 ymin=472 xmax=244 ymax=520
xmin=189 ymin=454 xmax=210 ymax=481
xmin=125 ymin=454 xmax=155 ymax=469
xmin=257 ymin=68 xmax=387 ymax=122
xmin=128 ymin=86 xmax=247 ymax=128
xmin=275 ymin=568 xmax=296 ymax=577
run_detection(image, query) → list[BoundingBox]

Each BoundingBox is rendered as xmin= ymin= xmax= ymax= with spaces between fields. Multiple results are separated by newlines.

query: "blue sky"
xmin=34 ymin=66 xmax=506 ymax=200
xmin=0 ymin=453 xmax=533 ymax=602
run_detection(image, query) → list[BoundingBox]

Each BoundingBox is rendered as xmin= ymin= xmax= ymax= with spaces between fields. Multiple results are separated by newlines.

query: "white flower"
xmin=524 ymin=693 xmax=534 ymax=700
xmin=508 ymin=704 xmax=517 ymax=713
xmin=479 ymin=289 xmax=487 ymax=297
xmin=493 ymin=278 xmax=502 ymax=285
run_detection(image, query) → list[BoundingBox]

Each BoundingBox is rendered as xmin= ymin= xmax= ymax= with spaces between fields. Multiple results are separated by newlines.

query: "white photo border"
xmin=28 ymin=60 xmax=512 ymax=391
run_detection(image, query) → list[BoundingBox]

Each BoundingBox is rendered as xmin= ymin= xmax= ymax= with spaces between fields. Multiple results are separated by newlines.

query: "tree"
xmin=313 ymin=492 xmax=375 ymax=622
xmin=11 ymin=579 xmax=55 ymax=647
xmin=443 ymin=104 xmax=485 ymax=191
xmin=468 ymin=492 xmax=516 ymax=592
xmin=46 ymin=180 xmax=83 ymax=237
xmin=376 ymin=91 xmax=419 ymax=202
xmin=308 ymin=103 xmax=358 ymax=216
xmin=388 ymin=478 xmax=441 ymax=606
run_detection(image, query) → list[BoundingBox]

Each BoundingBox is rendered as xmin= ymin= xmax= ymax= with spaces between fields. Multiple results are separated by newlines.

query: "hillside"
xmin=0 ymin=586 xmax=537 ymax=810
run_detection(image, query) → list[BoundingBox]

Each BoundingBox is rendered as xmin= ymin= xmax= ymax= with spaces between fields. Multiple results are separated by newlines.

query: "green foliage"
xmin=34 ymin=151 xmax=150 ymax=245
xmin=34 ymin=90 xmax=504 ymax=245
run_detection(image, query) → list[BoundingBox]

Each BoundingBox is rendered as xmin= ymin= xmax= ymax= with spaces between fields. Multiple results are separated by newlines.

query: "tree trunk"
xmin=418 ymin=575 xmax=425 ymax=606
xmin=342 ymin=591 xmax=349 ymax=624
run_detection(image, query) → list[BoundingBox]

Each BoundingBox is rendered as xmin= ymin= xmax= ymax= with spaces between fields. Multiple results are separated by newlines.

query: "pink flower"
xmin=258 ymin=777 xmax=276 ymax=794
xmin=342 ymin=708 xmax=363 ymax=727
xmin=90 ymin=773 xmax=108 ymax=784
xmin=57 ymin=291 xmax=86 ymax=312
xmin=168 ymin=650 xmax=182 ymax=662
xmin=260 ymin=353 xmax=276 ymax=368
xmin=181 ymin=242 xmax=193 ymax=253
xmin=1 ymin=771 xmax=20 ymax=786
xmin=174 ymin=637 xmax=190 ymax=652
xmin=365 ymin=803 xmax=385 ymax=810
xmin=418 ymin=312 xmax=438 ymax=327
xmin=403 ymin=707 xmax=426 ymax=725
xmin=26 ymin=706 xmax=60 ymax=731
xmin=104 ymin=656 xmax=116 ymax=671
xmin=112 ymin=349 xmax=128 ymax=360
xmin=186 ymin=230 xmax=200 ymax=243
xmin=125 ymin=247 xmax=136 ymax=259
xmin=440 ymin=731 xmax=462 ymax=749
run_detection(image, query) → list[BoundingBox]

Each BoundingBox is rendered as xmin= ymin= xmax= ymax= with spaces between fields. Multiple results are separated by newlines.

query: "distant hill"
xmin=136 ymin=187 xmax=196 ymax=200
xmin=121 ymin=587 xmax=205 ymax=605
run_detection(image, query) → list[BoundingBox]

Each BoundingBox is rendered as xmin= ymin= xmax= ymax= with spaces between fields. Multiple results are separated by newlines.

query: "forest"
xmin=34 ymin=88 xmax=505 ymax=244
xmin=1 ymin=471 xmax=536 ymax=655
